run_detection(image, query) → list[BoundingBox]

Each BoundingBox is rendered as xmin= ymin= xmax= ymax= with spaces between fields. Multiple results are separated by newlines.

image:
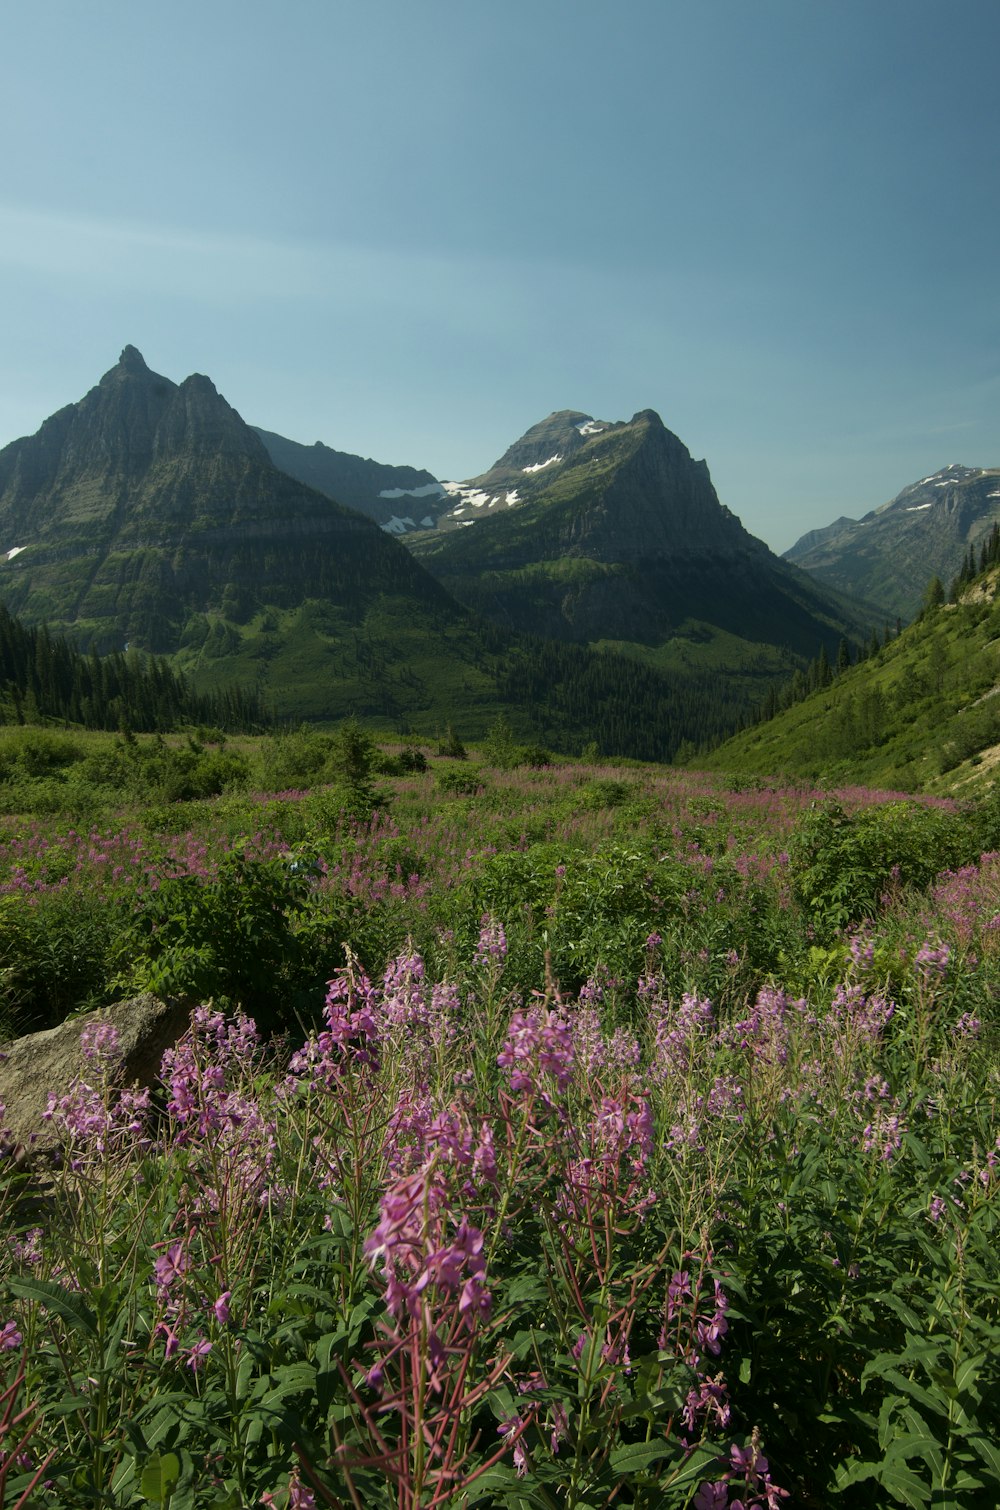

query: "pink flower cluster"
xmin=364 ymin=1164 xmax=492 ymax=1370
xmin=497 ymin=1003 xmax=575 ymax=1099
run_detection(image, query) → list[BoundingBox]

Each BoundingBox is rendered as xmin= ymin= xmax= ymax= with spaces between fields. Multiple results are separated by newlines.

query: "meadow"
xmin=0 ymin=725 xmax=998 ymax=1508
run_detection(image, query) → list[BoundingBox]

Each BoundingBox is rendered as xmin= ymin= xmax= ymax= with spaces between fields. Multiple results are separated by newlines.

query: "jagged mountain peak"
xmin=408 ymin=402 xmax=871 ymax=661
xmin=98 ymin=345 xmax=169 ymax=391
xmin=471 ymin=409 xmax=607 ymax=484
xmin=430 ymin=405 xmax=726 ymax=547
xmin=0 ymin=350 xmax=467 ymax=678
xmin=118 ymin=344 xmax=150 ymax=372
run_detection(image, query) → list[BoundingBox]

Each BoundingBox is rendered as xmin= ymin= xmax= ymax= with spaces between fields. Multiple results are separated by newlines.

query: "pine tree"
xmin=923 ymin=576 xmax=946 ymax=614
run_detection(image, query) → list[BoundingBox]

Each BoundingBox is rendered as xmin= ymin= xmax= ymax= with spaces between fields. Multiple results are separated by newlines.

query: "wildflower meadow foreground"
xmin=0 ymin=755 xmax=998 ymax=1507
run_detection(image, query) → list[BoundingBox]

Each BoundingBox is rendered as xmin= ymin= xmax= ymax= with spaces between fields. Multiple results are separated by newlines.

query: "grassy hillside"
xmin=698 ymin=567 xmax=1000 ymax=795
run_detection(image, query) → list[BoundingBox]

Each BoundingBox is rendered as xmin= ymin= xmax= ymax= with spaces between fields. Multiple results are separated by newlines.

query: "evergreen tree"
xmin=482 ymin=713 xmax=521 ymax=770
xmin=923 ymin=575 xmax=946 ymax=613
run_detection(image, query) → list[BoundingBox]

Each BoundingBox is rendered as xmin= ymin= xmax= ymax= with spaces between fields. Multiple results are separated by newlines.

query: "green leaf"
xmin=502 ymin=1274 xmax=550 ymax=1303
xmin=835 ymin=1456 xmax=931 ymax=1507
xmin=889 ymin=1419 xmax=943 ymax=1480
xmin=121 ymin=1416 xmax=150 ymax=1458
xmin=863 ymin=1359 xmax=947 ymax=1419
xmin=608 ymin=1440 xmax=677 ymax=1474
xmin=7 ymin=1275 xmax=98 ymax=1336
xmin=662 ymin=1442 xmax=726 ymax=1492
xmin=260 ymin=1361 xmax=317 ymax=1408
xmin=875 ymin=1458 xmax=932 ymax=1508
xmin=967 ymin=1431 xmax=1000 ymax=1479
xmin=141 ymin=1451 xmax=181 ymax=1504
xmin=44 ymin=1394 xmax=90 ymax=1418
xmin=954 ymin=1350 xmax=987 ymax=1397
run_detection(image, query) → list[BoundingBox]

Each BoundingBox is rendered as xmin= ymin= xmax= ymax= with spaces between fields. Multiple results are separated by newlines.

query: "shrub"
xmin=789 ymin=800 xmax=972 ymax=937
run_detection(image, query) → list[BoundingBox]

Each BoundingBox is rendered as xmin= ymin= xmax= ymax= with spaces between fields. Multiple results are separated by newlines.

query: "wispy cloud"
xmin=0 ymin=202 xmax=545 ymax=334
xmin=0 ymin=202 xmax=348 ymax=305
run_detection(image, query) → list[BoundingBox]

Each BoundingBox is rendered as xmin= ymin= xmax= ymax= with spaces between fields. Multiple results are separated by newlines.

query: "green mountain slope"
xmin=697 ymin=564 xmax=1000 ymax=795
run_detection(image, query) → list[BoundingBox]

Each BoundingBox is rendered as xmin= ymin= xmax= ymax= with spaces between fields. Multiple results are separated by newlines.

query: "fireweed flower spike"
xmin=497 ymin=1003 xmax=575 ymax=1100
xmin=474 ymin=913 xmax=508 ymax=967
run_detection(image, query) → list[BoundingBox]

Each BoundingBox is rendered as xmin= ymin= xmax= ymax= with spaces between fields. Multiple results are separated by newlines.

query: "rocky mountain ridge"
xmin=0 ymin=349 xmax=755 ymax=755
xmin=784 ymin=463 xmax=1000 ymax=620
xmin=0 ymin=348 xmax=468 ymax=702
xmin=407 ymin=406 xmax=875 ymax=659
xmin=252 ymin=426 xmax=450 ymax=534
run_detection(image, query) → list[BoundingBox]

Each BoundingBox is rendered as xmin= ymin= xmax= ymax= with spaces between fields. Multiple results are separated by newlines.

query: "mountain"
xmin=252 ymin=427 xmax=450 ymax=535
xmin=407 ymin=408 xmax=876 ymax=676
xmin=696 ymin=547 xmax=1000 ymax=796
xmin=0 ymin=345 xmax=458 ymax=665
xmin=0 ymin=350 xmax=749 ymax=757
xmin=784 ymin=464 xmax=1000 ymax=621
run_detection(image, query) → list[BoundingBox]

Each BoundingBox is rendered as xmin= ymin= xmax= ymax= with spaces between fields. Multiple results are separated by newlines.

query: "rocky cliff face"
xmin=784 ymin=464 xmax=1000 ymax=621
xmin=0 ymin=348 xmax=454 ymax=655
xmin=551 ymin=409 xmax=756 ymax=564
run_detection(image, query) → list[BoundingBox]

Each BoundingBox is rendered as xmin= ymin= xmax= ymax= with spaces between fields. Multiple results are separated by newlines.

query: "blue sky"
xmin=1 ymin=0 xmax=997 ymax=552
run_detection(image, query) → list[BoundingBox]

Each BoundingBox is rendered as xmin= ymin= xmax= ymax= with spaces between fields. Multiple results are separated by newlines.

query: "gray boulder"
xmin=0 ymin=993 xmax=191 ymax=1165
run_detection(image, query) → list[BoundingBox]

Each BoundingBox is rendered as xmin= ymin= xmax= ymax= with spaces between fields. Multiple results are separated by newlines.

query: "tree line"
xmin=0 ymin=604 xmax=268 ymax=733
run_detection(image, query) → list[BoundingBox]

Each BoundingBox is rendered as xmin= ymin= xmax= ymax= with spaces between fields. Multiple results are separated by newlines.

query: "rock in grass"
xmin=0 ymin=993 xmax=191 ymax=1168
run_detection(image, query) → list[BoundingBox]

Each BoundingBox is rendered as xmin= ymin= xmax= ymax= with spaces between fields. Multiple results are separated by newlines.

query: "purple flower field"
xmin=1 ymin=759 xmax=998 ymax=1507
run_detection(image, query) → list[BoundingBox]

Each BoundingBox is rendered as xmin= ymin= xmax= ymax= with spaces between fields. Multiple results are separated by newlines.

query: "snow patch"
xmin=505 ymin=490 xmax=520 ymax=505
xmin=576 ymin=420 xmax=604 ymax=436
xmin=906 ymin=503 xmax=933 ymax=511
xmin=381 ymin=516 xmax=416 ymax=535
xmin=378 ymin=483 xmax=447 ymax=500
xmin=522 ymin=454 xmax=561 ymax=474
xmin=988 ymin=491 xmax=1000 ymax=499
xmin=2 ymin=546 xmax=27 ymax=560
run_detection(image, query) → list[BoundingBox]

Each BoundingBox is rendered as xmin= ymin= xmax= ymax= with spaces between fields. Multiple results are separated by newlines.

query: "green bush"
xmin=435 ymin=765 xmax=486 ymax=796
xmin=112 ymin=848 xmax=351 ymax=1034
xmin=789 ymin=800 xmax=973 ymax=937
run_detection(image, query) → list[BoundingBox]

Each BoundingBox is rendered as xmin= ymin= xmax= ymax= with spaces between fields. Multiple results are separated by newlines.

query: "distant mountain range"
xmin=259 ymin=403 xmax=874 ymax=680
xmin=784 ymin=464 xmax=1000 ymax=621
xmin=252 ymin=427 xmax=451 ymax=534
xmin=0 ymin=349 xmax=876 ymax=754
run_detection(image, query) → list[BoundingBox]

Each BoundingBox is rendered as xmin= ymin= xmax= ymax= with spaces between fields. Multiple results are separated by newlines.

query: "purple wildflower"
xmin=0 ymin=1320 xmax=23 ymax=1351
xmin=474 ymin=913 xmax=508 ymax=967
